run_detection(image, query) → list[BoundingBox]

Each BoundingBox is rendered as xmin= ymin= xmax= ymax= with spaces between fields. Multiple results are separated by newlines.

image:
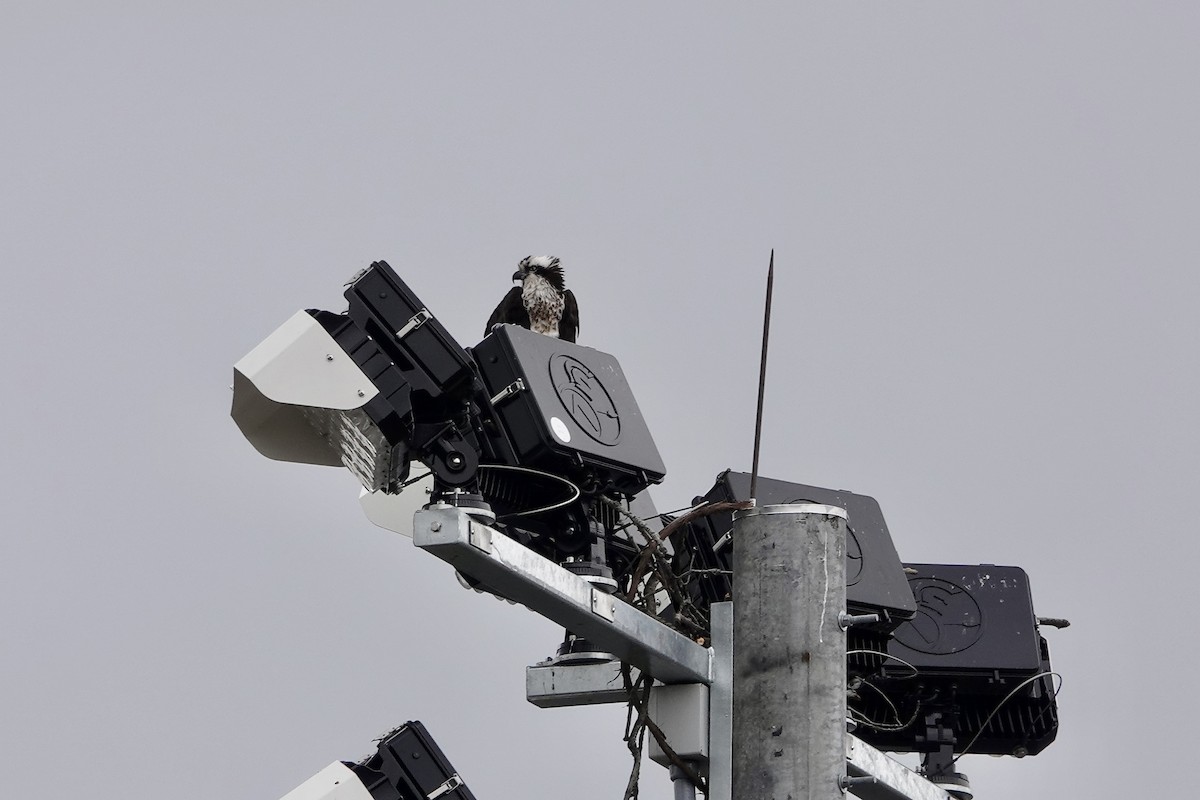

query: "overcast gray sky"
xmin=3 ymin=3 xmax=1197 ymax=798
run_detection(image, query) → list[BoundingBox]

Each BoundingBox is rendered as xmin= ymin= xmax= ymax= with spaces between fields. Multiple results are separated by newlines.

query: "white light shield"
xmin=231 ymin=311 xmax=387 ymax=483
xmin=358 ymin=475 xmax=434 ymax=538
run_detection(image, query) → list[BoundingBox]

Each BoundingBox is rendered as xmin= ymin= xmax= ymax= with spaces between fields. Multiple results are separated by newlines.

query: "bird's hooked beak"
xmin=512 ymin=268 xmax=526 ymax=283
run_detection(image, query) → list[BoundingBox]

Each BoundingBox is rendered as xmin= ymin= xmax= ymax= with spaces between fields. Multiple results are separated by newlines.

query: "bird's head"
xmin=514 ymin=255 xmax=565 ymax=291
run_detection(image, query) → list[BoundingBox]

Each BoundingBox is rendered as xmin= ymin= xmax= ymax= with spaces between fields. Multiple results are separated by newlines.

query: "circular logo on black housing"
xmin=549 ymin=354 xmax=621 ymax=446
xmin=893 ymin=576 xmax=984 ymax=655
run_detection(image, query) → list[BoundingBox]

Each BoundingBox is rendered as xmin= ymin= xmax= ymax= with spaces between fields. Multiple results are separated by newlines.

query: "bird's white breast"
xmin=522 ymin=274 xmax=565 ymax=337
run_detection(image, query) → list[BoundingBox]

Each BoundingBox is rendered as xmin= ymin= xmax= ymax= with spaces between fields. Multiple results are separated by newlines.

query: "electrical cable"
xmin=477 ymin=463 xmax=581 ymax=519
xmin=859 ymin=680 xmax=903 ymax=727
xmin=848 ymin=678 xmax=922 ymax=732
xmin=606 ymin=500 xmax=708 ymax=555
xmin=598 ymin=495 xmax=667 ymax=553
xmin=397 ymin=470 xmax=432 ymax=489
xmin=849 ymin=709 xmax=918 ymax=733
xmin=651 ymin=502 xmax=707 ymax=522
xmin=608 ymin=501 xmax=707 ymax=542
xmin=848 ymin=705 xmax=922 ymax=733
xmin=951 ymin=671 xmax=1063 ymax=763
xmin=846 ymin=650 xmax=921 ymax=680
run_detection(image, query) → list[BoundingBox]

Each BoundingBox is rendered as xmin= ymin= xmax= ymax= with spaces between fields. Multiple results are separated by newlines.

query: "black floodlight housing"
xmin=673 ymin=470 xmax=917 ymax=636
xmin=850 ymin=563 xmax=1059 ymax=763
xmin=469 ymin=324 xmax=666 ymax=572
xmin=350 ymin=720 xmax=476 ymax=800
xmin=473 ymin=325 xmax=666 ymax=496
xmin=232 ymin=260 xmax=667 ymax=589
xmin=279 ymin=720 xmax=475 ymax=800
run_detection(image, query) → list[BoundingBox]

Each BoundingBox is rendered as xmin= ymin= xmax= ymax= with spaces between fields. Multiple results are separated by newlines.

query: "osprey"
xmin=486 ymin=255 xmax=580 ymax=342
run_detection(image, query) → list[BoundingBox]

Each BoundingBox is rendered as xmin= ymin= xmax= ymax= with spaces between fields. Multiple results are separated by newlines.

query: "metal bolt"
xmin=838 ymin=775 xmax=877 ymax=791
xmin=325 ymin=354 xmax=334 ymax=361
xmin=357 ymin=390 xmax=365 ymax=397
xmin=430 ymin=521 xmax=442 ymax=532
xmin=839 ymin=612 xmax=882 ymax=630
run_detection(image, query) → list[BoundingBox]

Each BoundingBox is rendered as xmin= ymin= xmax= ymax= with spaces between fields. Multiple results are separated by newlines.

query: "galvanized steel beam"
xmin=414 ymin=505 xmax=711 ymax=685
xmin=845 ymin=736 xmax=952 ymax=800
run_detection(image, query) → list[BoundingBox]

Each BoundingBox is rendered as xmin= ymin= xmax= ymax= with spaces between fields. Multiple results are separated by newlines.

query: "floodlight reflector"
xmin=232 ymin=262 xmax=483 ymax=493
xmin=232 ymin=310 xmax=384 ymax=470
xmin=231 ymin=309 xmax=411 ymax=491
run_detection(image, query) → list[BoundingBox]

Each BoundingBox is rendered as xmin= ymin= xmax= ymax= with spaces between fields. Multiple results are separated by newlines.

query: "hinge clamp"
xmin=396 ymin=309 xmax=433 ymax=339
xmin=490 ymin=378 xmax=526 ymax=406
xmin=427 ymin=774 xmax=464 ymax=799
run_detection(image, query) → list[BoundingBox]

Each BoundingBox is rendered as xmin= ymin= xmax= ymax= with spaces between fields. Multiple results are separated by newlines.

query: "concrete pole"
xmin=732 ymin=504 xmax=847 ymax=800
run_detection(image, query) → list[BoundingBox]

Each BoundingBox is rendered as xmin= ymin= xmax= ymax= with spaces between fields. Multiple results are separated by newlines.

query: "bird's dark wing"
xmin=559 ymin=289 xmax=580 ymax=343
xmin=486 ymin=287 xmax=529 ymax=335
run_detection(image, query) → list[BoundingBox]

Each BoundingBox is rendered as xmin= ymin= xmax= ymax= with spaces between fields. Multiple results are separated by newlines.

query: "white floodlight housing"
xmin=231 ymin=310 xmax=400 ymax=490
xmin=231 ymin=261 xmax=481 ymax=494
xmin=278 ymin=763 xmax=373 ymax=800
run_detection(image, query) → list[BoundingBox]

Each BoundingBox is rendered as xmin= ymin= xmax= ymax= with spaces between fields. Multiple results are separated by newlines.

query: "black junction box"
xmin=885 ymin=563 xmax=1043 ymax=682
xmin=854 ymin=563 xmax=1059 ymax=757
xmin=676 ymin=470 xmax=917 ymax=632
xmin=472 ymin=324 xmax=666 ymax=496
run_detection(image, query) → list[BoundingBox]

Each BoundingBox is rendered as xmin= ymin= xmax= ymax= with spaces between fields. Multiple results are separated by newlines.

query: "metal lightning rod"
xmin=749 ymin=249 xmax=775 ymax=503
